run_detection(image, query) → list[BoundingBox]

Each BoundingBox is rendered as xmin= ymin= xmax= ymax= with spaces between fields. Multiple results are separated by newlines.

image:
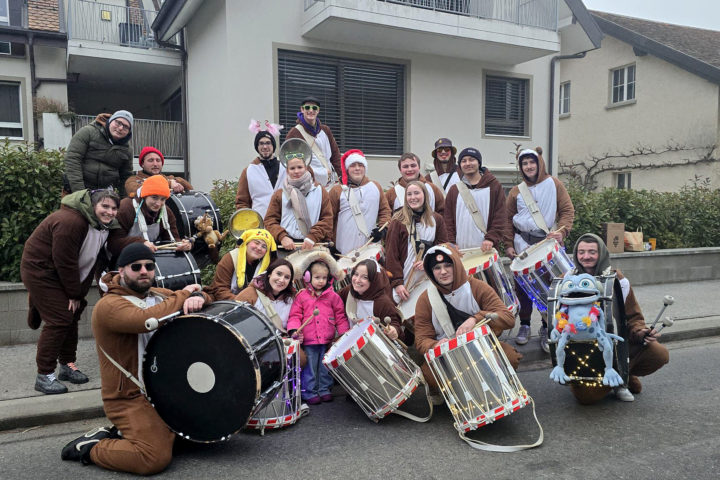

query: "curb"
xmin=2 ymin=327 xmax=718 ymax=432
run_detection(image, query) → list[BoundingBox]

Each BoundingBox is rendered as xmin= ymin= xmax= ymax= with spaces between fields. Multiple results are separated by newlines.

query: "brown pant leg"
xmin=500 ymin=341 xmax=522 ymax=370
xmin=629 ymin=341 xmax=669 ymax=377
xmin=57 ymin=300 xmax=87 ymax=366
xmin=421 ymin=362 xmax=439 ymax=391
xmin=90 ymin=397 xmax=175 ymax=475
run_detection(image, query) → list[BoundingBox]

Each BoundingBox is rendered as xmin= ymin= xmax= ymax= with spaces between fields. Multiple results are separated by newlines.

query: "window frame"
xmin=0 ymin=80 xmax=24 ymax=140
xmin=615 ymin=171 xmax=632 ymax=190
xmin=483 ymin=73 xmax=531 ymax=139
xmin=609 ymin=64 xmax=636 ymax=107
xmin=276 ymin=49 xmax=406 ymax=156
xmin=559 ymin=81 xmax=571 ymax=116
xmin=0 ymin=0 xmax=9 ymax=26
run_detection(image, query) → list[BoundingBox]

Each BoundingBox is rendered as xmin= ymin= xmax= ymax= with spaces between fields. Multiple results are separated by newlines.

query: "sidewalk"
xmin=2 ymin=280 xmax=718 ymax=431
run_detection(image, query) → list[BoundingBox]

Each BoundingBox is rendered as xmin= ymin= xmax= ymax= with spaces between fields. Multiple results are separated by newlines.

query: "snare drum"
xmin=142 ymin=301 xmax=285 ymax=443
xmin=323 ymin=319 xmax=429 ymax=422
xmin=462 ymin=248 xmax=519 ymax=315
xmin=153 ymin=249 xmax=201 ymax=291
xmin=397 ymin=278 xmax=431 ymax=320
xmin=510 ymin=239 xmax=574 ymax=312
xmin=246 ymin=338 xmax=307 ymax=433
xmin=424 ymin=324 xmax=530 ymax=433
xmin=335 ymin=243 xmax=384 ymax=291
xmin=166 ymin=191 xmax=223 ymax=268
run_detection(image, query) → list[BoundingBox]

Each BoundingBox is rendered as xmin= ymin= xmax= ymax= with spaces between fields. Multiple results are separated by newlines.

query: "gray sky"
xmin=582 ymin=0 xmax=720 ymax=31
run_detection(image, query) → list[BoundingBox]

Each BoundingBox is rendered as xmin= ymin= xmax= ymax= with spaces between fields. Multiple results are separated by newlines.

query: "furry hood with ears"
xmin=292 ymin=248 xmax=345 ymax=283
xmin=423 ymin=243 xmax=468 ymax=294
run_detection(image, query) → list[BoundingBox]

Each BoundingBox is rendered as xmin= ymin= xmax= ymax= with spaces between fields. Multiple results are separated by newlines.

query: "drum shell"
xmin=142 ymin=301 xmax=284 ymax=442
xmin=510 ymin=239 xmax=574 ymax=311
xmin=462 ymin=249 xmax=519 ymax=315
xmin=166 ymin=191 xmax=223 ymax=268
xmin=153 ymin=250 xmax=201 ymax=291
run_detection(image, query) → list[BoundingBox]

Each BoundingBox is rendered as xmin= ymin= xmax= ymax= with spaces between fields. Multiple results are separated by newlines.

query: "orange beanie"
xmin=140 ymin=175 xmax=170 ymax=198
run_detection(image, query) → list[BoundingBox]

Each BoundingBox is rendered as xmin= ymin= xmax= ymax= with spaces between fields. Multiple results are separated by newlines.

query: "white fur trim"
xmin=345 ymin=153 xmax=368 ymax=170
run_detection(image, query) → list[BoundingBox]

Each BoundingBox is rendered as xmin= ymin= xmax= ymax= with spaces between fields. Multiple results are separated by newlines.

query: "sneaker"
xmin=35 ymin=373 xmax=68 ymax=395
xmin=538 ymin=326 xmax=550 ymax=353
xmin=614 ymin=387 xmax=635 ymax=402
xmin=58 ymin=363 xmax=89 ymax=384
xmin=320 ymin=394 xmax=333 ymax=403
xmin=428 ymin=393 xmax=445 ymax=406
xmin=515 ymin=325 xmax=531 ymax=345
xmin=305 ymin=396 xmax=322 ymax=405
xmin=628 ymin=375 xmax=642 ymax=394
xmin=61 ymin=426 xmax=115 ymax=464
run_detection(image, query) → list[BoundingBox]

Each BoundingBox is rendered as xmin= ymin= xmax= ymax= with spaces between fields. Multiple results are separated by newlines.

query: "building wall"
xmin=558 ymin=35 xmax=720 ymax=191
xmin=183 ymin=0 xmax=554 ymax=191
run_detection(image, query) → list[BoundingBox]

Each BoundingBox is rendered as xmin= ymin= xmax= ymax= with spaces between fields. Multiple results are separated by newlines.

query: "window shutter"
xmin=485 ymin=75 xmax=529 ymax=137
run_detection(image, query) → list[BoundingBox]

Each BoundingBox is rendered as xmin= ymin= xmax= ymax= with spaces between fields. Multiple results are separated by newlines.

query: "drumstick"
xmin=293 ymin=241 xmax=335 ymax=248
xmin=380 ymin=316 xmax=408 ymax=349
xmin=404 ymin=244 xmax=426 ymax=293
xmin=474 ymin=312 xmax=498 ymax=328
xmin=294 ymin=308 xmax=320 ymax=336
xmin=155 ymin=242 xmax=184 ymax=250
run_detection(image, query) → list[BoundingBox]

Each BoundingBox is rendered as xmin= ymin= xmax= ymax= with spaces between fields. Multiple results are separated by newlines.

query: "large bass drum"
xmin=166 ymin=191 xmax=223 ymax=268
xmin=153 ymin=249 xmax=201 ymax=291
xmin=142 ymin=301 xmax=285 ymax=443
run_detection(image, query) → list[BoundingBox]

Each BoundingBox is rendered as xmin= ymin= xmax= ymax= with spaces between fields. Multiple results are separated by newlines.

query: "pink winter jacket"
xmin=287 ymin=287 xmax=350 ymax=345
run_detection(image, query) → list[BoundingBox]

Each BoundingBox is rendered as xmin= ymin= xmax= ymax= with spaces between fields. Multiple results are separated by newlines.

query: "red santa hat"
xmin=340 ymin=149 xmax=368 ymax=185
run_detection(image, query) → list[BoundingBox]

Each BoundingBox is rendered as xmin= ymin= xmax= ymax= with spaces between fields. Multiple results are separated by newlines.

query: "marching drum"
xmin=142 ymin=301 xmax=285 ymax=443
xmin=397 ymin=278 xmax=431 ymax=321
xmin=546 ymin=274 xmax=629 ymax=386
xmin=246 ymin=338 xmax=307 ymax=434
xmin=510 ymin=238 xmax=574 ymax=312
xmin=323 ymin=319 xmax=431 ymax=422
xmin=166 ymin=191 xmax=223 ymax=268
xmin=424 ymin=324 xmax=542 ymax=451
xmin=153 ymin=249 xmax=201 ymax=291
xmin=335 ymin=243 xmax=384 ymax=291
xmin=462 ymin=248 xmax=519 ymax=315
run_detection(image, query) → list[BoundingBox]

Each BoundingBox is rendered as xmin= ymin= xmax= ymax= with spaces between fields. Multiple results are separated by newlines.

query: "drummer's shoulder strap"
xmin=427 ymin=284 xmax=455 ymax=338
xmin=345 ymin=293 xmax=359 ymax=324
xmin=341 ymin=185 xmax=370 ymax=237
xmin=393 ymin=184 xmax=405 ymax=208
xmin=455 ymin=181 xmax=487 ymax=234
xmin=295 ymin=124 xmax=335 ymax=178
xmin=256 ymin=290 xmax=285 ymax=332
xmin=517 ymin=182 xmax=550 ymax=234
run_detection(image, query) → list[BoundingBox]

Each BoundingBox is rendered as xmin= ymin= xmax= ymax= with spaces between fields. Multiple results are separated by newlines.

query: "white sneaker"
xmin=614 ymin=387 xmax=635 ymax=402
xmin=515 ymin=325 xmax=531 ymax=345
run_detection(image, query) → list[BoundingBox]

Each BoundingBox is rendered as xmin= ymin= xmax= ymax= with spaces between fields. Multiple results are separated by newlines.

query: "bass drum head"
xmin=143 ymin=303 xmax=282 ymax=443
xmin=153 ymin=250 xmax=200 ymax=291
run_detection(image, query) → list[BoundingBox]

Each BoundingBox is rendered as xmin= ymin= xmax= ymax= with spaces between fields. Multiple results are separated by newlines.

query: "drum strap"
xmin=393 ymin=184 xmax=405 ymax=208
xmin=344 ymin=294 xmax=362 ymax=327
xmin=98 ymin=345 xmax=146 ymax=394
xmin=341 ymin=185 xmax=370 ymax=238
xmin=256 ymin=290 xmax=285 ymax=333
xmin=132 ymin=198 xmax=175 ymax=242
xmin=458 ymin=396 xmax=544 ymax=452
xmin=456 ymin=182 xmax=487 ymax=234
xmin=295 ymin=124 xmax=337 ymax=184
xmin=427 ymin=284 xmax=456 ymax=338
xmin=390 ymin=376 xmax=434 ymax=423
xmin=518 ymin=182 xmax=550 ymax=234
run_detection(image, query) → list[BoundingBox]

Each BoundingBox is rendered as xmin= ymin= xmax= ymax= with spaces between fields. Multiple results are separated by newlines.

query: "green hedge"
xmin=200 ymin=178 xmax=240 ymax=285
xmin=565 ymin=182 xmax=720 ymax=251
xmin=0 ymin=141 xmax=64 ymax=282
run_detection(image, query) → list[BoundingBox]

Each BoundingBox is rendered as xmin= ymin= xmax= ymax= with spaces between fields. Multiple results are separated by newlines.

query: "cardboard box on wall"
xmin=603 ymin=223 xmax=625 ymax=253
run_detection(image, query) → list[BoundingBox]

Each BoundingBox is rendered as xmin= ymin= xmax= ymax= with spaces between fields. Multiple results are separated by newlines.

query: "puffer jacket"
xmin=64 ymin=114 xmax=133 ymax=196
xmin=287 ymin=286 xmax=349 ymax=345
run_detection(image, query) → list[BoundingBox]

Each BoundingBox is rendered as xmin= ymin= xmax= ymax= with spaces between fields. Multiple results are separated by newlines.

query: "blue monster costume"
xmin=549 ymin=273 xmax=624 ymax=387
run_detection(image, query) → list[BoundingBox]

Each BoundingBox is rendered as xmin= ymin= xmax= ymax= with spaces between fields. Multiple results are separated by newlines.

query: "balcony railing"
xmin=74 ymin=116 xmax=185 ymax=163
xmin=67 ymin=0 xmax=175 ymax=48
xmin=305 ymin=0 xmax=558 ymax=30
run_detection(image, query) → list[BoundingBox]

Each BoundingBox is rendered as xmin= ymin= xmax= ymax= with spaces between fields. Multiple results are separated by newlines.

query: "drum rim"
xmin=510 ymin=238 xmax=561 ymax=272
xmin=323 ymin=321 xmax=375 ymax=369
xmin=424 ymin=324 xmax=492 ymax=362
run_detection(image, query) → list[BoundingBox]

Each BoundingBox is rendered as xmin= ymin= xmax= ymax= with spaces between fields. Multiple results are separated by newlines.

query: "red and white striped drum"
xmin=461 ymin=248 xmax=519 ymax=316
xmin=335 ymin=243 xmax=384 ymax=291
xmin=510 ymin=239 xmax=574 ymax=313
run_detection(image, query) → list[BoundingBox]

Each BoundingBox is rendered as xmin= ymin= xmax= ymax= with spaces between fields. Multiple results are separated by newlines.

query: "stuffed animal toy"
xmin=193 ymin=213 xmax=228 ymax=251
xmin=549 ymin=273 xmax=624 ymax=387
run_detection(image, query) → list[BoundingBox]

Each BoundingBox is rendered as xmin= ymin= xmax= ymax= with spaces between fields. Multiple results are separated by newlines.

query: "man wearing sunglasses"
xmin=61 ymin=243 xmax=209 ymax=474
xmin=64 ymin=110 xmax=135 ymax=197
xmin=286 ymin=96 xmax=342 ymax=188
xmin=425 ymin=138 xmax=461 ymax=193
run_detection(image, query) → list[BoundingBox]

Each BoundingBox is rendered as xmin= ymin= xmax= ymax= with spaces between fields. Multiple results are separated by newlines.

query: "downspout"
xmin=548 ymin=52 xmax=586 ymax=175
xmin=28 ymin=32 xmax=38 ymax=145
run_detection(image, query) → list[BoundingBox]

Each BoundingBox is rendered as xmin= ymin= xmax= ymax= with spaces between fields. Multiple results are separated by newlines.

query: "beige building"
xmin=557 ymin=11 xmax=720 ymax=191
xmin=152 ymin=0 xmax=602 ymax=191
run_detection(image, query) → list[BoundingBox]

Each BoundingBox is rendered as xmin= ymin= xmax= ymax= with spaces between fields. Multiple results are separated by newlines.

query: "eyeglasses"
xmin=285 ymin=152 xmax=305 ymax=160
xmin=436 ymin=147 xmax=452 ymax=153
xmin=112 ymin=121 xmax=131 ymax=131
xmin=258 ymin=141 xmax=273 ymax=146
xmin=302 ymin=105 xmax=319 ymax=111
xmin=129 ymin=262 xmax=156 ymax=272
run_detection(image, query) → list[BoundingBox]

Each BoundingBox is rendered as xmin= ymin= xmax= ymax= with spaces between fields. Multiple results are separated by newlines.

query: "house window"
xmin=0 ymin=81 xmax=23 ymax=139
xmin=485 ymin=75 xmax=529 ymax=137
xmin=0 ymin=42 xmax=10 ymax=55
xmin=611 ymin=64 xmax=635 ymax=104
xmin=616 ymin=171 xmax=632 ymax=190
xmin=277 ymin=50 xmax=405 ymax=155
xmin=559 ymin=81 xmax=570 ymax=115
xmin=0 ymin=0 xmax=9 ymax=25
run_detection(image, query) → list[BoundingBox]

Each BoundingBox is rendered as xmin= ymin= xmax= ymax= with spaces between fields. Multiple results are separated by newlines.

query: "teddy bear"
xmin=193 ymin=213 xmax=228 ymax=259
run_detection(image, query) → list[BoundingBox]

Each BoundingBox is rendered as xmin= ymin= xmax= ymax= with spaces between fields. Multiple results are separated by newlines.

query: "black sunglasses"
xmin=130 ymin=262 xmax=156 ymax=272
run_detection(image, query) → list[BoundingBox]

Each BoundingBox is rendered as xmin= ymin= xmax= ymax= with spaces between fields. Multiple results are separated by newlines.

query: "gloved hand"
xmin=370 ymin=227 xmax=385 ymax=243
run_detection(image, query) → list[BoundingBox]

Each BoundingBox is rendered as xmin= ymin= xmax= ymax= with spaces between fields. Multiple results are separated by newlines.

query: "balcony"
xmin=74 ymin=115 xmax=186 ymax=174
xmin=303 ymin=0 xmax=562 ymax=64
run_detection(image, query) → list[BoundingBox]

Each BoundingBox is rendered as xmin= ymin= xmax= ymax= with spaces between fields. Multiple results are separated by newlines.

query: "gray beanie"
xmin=108 ymin=110 xmax=134 ymax=130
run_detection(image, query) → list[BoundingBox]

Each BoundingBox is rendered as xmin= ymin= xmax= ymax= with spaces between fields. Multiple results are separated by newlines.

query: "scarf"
xmin=283 ymin=172 xmax=314 ymax=237
xmin=235 ymin=229 xmax=277 ymax=289
xmin=260 ymin=157 xmax=280 ymax=188
xmin=296 ymin=112 xmax=322 ymax=136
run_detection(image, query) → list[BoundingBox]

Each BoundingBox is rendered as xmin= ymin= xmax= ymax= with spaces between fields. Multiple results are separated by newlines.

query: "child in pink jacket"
xmin=287 ymin=250 xmax=349 ymax=405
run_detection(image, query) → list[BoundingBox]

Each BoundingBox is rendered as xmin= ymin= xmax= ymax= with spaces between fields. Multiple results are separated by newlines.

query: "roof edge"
xmin=564 ymin=0 xmax=603 ymax=49
xmin=152 ymin=0 xmax=191 ymax=42
xmin=592 ymin=13 xmax=720 ymax=84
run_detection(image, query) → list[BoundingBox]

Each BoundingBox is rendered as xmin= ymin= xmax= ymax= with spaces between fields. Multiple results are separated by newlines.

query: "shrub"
xmin=0 ymin=141 xmax=65 ymax=281
xmin=200 ymin=178 xmax=241 ymax=285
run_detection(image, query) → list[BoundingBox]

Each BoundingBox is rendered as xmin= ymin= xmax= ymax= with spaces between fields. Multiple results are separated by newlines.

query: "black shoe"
xmin=61 ymin=427 xmax=115 ymax=464
xmin=58 ymin=363 xmax=89 ymax=384
xmin=35 ymin=374 xmax=68 ymax=394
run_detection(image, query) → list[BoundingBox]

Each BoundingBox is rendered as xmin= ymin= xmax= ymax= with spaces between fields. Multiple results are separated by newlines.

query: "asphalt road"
xmin=1 ymin=338 xmax=718 ymax=480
